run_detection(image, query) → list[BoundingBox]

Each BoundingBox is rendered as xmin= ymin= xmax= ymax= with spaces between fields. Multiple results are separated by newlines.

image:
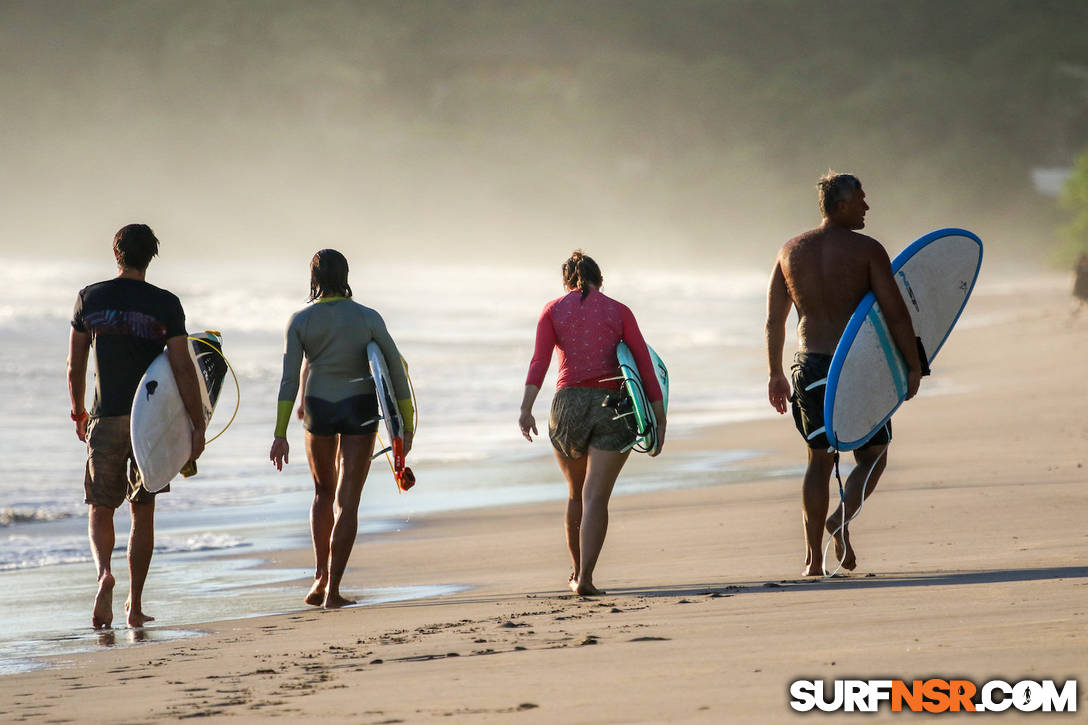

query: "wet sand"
xmin=1 ymin=277 xmax=1085 ymax=722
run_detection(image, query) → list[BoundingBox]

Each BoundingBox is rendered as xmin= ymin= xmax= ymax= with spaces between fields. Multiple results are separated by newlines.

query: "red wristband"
xmin=71 ymin=410 xmax=88 ymax=422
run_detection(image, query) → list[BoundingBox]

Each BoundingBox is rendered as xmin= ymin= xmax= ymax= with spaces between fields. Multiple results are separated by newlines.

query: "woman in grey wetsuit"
xmin=269 ymin=249 xmax=414 ymax=608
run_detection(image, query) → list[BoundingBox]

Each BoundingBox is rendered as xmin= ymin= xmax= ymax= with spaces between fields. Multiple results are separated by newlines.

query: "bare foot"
xmin=125 ymin=601 xmax=155 ymax=628
xmin=305 ymin=578 xmax=327 ymax=607
xmin=801 ymin=562 xmax=823 ymax=577
xmin=570 ymin=579 xmax=605 ymax=596
xmin=825 ymin=517 xmax=857 ymax=570
xmin=322 ymin=592 xmax=356 ymax=609
xmin=92 ymin=572 xmax=115 ymax=629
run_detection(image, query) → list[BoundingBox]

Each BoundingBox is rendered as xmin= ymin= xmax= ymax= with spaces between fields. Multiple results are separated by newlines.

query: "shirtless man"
xmin=68 ymin=224 xmax=206 ymax=627
xmin=765 ymin=173 xmax=921 ymax=576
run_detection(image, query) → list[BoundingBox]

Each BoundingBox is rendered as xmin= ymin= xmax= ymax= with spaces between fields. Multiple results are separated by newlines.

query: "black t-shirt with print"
xmin=72 ymin=278 xmax=187 ymax=417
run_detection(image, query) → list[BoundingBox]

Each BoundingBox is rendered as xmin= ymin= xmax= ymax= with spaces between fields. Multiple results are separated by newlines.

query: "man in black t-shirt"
xmin=67 ymin=224 xmax=206 ymax=629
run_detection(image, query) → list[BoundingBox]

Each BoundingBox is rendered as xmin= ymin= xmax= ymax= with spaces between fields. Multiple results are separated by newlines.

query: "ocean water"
xmin=1 ymin=255 xmax=1039 ymax=670
xmin=0 ymin=258 xmax=778 ymax=558
xmin=0 ymin=257 xmax=787 ymax=670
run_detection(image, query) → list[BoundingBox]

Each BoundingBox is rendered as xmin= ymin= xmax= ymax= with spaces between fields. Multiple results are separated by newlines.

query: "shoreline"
xmin=0 ymin=434 xmax=799 ymax=674
xmin=1 ymin=277 xmax=1085 ymax=721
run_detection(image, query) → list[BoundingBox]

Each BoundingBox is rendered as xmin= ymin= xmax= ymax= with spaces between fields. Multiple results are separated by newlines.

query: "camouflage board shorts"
xmin=548 ymin=387 xmax=635 ymax=459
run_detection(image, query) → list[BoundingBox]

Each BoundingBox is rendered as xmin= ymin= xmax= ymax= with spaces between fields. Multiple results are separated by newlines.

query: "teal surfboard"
xmin=616 ymin=342 xmax=669 ymax=453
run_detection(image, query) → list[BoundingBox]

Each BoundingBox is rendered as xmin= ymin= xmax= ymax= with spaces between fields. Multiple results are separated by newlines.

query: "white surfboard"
xmin=131 ymin=332 xmax=228 ymax=492
xmin=367 ymin=341 xmax=403 ymax=443
xmin=824 ymin=228 xmax=982 ymax=451
xmin=615 ymin=342 xmax=669 ymax=454
xmin=367 ymin=341 xmax=414 ymax=491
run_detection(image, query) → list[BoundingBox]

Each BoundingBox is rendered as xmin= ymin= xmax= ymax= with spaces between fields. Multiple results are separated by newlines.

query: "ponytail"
xmin=561 ymin=250 xmax=603 ymax=301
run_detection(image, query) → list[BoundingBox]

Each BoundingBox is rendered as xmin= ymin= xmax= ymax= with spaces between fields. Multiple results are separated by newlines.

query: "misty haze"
xmin=2 ymin=1 xmax=1085 ymax=265
xmin=1 ymin=4 xmax=1086 ymax=717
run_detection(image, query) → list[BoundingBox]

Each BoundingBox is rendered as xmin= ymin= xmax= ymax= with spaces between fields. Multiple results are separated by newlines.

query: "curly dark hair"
xmin=561 ymin=250 xmax=603 ymax=301
xmin=309 ymin=249 xmax=353 ymax=301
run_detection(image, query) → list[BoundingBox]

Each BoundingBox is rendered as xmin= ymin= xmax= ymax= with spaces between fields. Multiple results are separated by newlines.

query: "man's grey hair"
xmin=817 ymin=171 xmax=861 ymax=217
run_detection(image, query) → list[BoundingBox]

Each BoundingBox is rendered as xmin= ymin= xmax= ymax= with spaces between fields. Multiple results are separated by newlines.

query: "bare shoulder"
xmin=786 ymin=228 xmax=821 ymax=247
xmin=778 ymin=228 xmax=820 ymax=260
xmin=850 ymin=232 xmax=891 ymax=263
xmin=851 ymin=230 xmax=881 ymax=246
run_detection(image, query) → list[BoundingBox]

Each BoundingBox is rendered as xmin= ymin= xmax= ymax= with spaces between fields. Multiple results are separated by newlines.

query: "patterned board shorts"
xmin=548 ymin=386 xmax=635 ymax=459
xmin=84 ymin=415 xmax=163 ymax=508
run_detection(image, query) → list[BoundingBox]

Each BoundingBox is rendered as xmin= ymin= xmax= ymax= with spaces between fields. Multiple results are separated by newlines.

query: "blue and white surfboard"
xmin=823 ymin=228 xmax=982 ymax=451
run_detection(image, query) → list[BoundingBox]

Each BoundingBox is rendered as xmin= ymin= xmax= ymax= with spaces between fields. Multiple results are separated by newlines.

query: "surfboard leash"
xmin=627 ymin=375 xmax=657 ymax=454
xmin=822 ymin=428 xmax=889 ymax=578
xmin=187 ymin=334 xmax=241 ymax=445
xmin=824 ymin=452 xmax=848 ymax=578
xmin=403 ymin=355 xmax=419 ymax=433
xmin=374 ymin=429 xmax=414 ymax=491
xmin=373 ymin=355 xmax=418 ymax=492
xmin=822 ymin=336 xmax=928 ymax=576
xmin=395 ymin=355 xmax=418 ymax=491
xmin=602 ymin=366 xmax=657 ymax=454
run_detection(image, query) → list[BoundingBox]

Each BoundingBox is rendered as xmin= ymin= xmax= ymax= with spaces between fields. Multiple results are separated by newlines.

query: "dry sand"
xmin=2 ymin=277 xmax=1085 ymax=723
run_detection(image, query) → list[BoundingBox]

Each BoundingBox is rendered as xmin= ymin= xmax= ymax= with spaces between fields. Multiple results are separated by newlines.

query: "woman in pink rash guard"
xmin=519 ymin=250 xmax=666 ymax=596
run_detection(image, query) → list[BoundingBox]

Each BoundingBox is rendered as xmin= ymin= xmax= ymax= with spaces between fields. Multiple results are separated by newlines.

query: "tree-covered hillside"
xmin=2 ymin=0 xmax=1085 ymax=262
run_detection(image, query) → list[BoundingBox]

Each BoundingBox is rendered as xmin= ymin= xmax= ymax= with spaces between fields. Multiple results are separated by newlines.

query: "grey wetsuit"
xmin=275 ymin=298 xmax=411 ymax=436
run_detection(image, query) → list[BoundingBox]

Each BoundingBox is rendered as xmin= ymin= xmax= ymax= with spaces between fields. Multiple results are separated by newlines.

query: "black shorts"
xmin=304 ymin=394 xmax=379 ymax=436
xmin=790 ymin=352 xmax=891 ymax=451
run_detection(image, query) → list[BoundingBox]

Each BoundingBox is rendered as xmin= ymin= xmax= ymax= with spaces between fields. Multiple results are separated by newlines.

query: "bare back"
xmin=779 ymin=226 xmax=885 ymax=354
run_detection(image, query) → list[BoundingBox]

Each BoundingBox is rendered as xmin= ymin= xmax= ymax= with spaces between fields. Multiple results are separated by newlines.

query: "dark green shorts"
xmin=548 ymin=387 xmax=635 ymax=459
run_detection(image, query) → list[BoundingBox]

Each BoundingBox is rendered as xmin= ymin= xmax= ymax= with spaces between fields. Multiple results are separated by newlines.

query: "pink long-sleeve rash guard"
xmin=526 ymin=289 xmax=663 ymax=402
